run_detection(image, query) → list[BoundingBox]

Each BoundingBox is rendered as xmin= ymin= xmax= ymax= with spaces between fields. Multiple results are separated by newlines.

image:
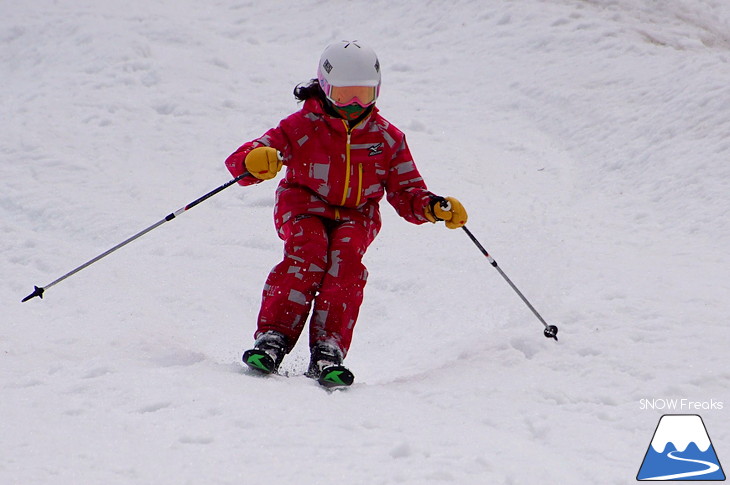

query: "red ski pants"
xmin=256 ymin=216 xmax=372 ymax=356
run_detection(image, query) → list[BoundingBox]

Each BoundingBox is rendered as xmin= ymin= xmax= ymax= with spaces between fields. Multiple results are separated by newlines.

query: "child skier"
xmin=225 ymin=40 xmax=467 ymax=387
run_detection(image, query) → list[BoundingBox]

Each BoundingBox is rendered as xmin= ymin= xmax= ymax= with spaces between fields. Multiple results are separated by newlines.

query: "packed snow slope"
xmin=2 ymin=1 xmax=729 ymax=484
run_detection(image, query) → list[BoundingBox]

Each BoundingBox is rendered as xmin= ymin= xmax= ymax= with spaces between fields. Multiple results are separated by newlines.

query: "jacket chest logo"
xmin=368 ymin=143 xmax=383 ymax=156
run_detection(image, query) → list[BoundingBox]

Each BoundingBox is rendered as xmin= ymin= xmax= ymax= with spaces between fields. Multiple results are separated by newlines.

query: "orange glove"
xmin=425 ymin=196 xmax=468 ymax=229
xmin=244 ymin=146 xmax=283 ymax=180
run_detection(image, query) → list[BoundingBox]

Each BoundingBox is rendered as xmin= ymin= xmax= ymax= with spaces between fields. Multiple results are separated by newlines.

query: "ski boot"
xmin=242 ymin=331 xmax=288 ymax=374
xmin=306 ymin=342 xmax=354 ymax=388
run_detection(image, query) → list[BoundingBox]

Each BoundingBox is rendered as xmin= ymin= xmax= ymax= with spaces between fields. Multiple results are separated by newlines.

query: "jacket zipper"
xmin=339 ymin=121 xmax=364 ymax=212
xmin=340 ymin=129 xmax=352 ymax=207
xmin=356 ymin=160 xmax=363 ymax=207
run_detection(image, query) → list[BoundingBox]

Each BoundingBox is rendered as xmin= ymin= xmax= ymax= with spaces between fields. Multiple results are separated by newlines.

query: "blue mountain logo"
xmin=637 ymin=414 xmax=725 ymax=481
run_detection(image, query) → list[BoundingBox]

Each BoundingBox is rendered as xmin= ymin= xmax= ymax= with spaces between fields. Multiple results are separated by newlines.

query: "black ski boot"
xmin=242 ymin=331 xmax=288 ymax=374
xmin=306 ymin=342 xmax=354 ymax=388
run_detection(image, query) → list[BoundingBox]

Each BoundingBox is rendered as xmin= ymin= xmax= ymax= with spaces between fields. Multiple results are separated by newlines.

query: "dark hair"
xmin=294 ymin=78 xmax=327 ymax=103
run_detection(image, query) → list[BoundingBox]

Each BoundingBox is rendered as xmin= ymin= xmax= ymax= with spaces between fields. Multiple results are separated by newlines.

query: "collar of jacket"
xmin=303 ymin=98 xmax=378 ymax=132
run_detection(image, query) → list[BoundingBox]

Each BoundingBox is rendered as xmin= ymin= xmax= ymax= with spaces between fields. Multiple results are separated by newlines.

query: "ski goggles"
xmin=325 ymin=85 xmax=377 ymax=107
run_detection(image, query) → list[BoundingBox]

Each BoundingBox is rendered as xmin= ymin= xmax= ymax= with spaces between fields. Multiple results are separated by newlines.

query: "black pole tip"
xmin=22 ymin=285 xmax=44 ymax=303
xmin=544 ymin=325 xmax=559 ymax=341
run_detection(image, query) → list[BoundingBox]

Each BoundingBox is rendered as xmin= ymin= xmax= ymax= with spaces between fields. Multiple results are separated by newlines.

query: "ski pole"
xmin=461 ymin=225 xmax=559 ymax=341
xmin=22 ymin=172 xmax=250 ymax=302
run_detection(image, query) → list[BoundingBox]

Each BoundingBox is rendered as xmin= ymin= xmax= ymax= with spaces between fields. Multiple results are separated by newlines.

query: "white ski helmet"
xmin=317 ymin=41 xmax=381 ymax=101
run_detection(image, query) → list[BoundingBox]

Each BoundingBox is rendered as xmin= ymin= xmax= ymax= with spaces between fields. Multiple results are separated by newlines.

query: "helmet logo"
xmin=322 ymin=59 xmax=333 ymax=74
xmin=374 ymin=59 xmax=380 ymax=73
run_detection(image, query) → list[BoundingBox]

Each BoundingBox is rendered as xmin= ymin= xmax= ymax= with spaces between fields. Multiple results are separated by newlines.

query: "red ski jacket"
xmin=225 ymin=98 xmax=435 ymax=241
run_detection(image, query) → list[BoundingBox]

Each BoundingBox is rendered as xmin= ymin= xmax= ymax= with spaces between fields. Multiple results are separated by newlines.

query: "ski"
xmin=242 ymin=348 xmax=277 ymax=374
xmin=317 ymin=365 xmax=355 ymax=388
xmin=243 ymin=350 xmax=354 ymax=388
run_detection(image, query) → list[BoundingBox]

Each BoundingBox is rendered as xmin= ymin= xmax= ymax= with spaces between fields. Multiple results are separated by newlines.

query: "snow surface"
xmin=2 ymin=0 xmax=729 ymax=483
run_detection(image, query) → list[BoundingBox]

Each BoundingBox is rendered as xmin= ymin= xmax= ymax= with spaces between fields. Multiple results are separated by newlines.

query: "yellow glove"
xmin=426 ymin=196 xmax=468 ymax=229
xmin=244 ymin=146 xmax=283 ymax=180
